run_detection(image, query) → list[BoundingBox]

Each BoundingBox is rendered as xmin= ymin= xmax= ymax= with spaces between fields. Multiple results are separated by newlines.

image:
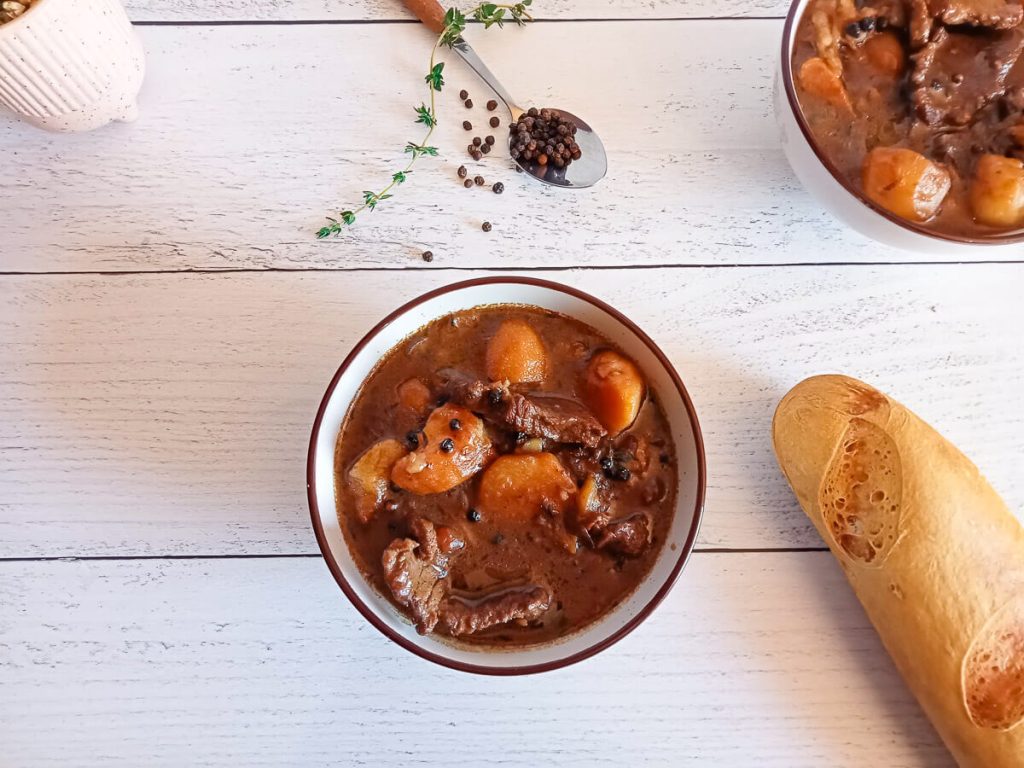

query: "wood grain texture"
xmin=122 ymin=0 xmax=790 ymax=22
xmin=1 ymin=266 xmax=1020 ymax=558
xmin=2 ymin=22 xmax=1003 ymax=273
xmin=0 ymin=553 xmax=954 ymax=767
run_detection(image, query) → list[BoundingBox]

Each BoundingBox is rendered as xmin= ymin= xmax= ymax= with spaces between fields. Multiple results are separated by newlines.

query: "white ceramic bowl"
xmin=307 ymin=277 xmax=706 ymax=675
xmin=775 ymin=0 xmax=1024 ymax=254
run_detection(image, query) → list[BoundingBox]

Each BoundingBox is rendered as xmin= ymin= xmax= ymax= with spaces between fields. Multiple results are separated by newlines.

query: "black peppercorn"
xmin=467 ymin=507 xmax=482 ymax=523
xmin=463 ymin=178 xmax=473 ymax=188
xmin=472 ymin=136 xmax=482 ymax=147
xmin=845 ymin=21 xmax=863 ymax=37
xmin=486 ymin=99 xmax=498 ymax=111
xmin=449 ymin=418 xmax=461 ymax=431
xmin=486 ymin=388 xmax=503 ymax=405
xmin=858 ymin=15 xmax=876 ymax=31
xmin=485 ymin=135 xmax=495 ymax=145
xmin=462 ymin=120 xmax=472 ymax=131
xmin=464 ymin=99 xmax=473 ymax=108
xmin=406 ymin=430 xmax=420 ymax=449
xmin=471 ymin=150 xmax=483 ymax=161
xmin=514 ymin=431 xmax=527 ymax=443
xmin=492 ymin=182 xmax=504 ymax=194
xmin=481 ymin=143 xmax=491 ymax=154
xmin=482 ymin=221 xmax=492 ymax=232
xmin=613 ymin=465 xmax=631 ymax=482
xmin=421 ymin=250 xmax=433 ymax=262
xmin=600 ymin=456 xmax=613 ymax=470
xmin=459 ymin=89 xmax=469 ymax=100
xmin=457 ymin=165 xmax=468 ymax=178
xmin=474 ymin=175 xmax=485 ymax=186
xmin=489 ymin=116 xmax=500 ymax=128
xmin=439 ymin=437 xmax=455 ymax=453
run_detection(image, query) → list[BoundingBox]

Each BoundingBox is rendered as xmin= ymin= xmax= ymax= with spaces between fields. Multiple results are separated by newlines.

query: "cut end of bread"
xmin=963 ymin=595 xmax=1024 ymax=731
xmin=820 ymin=417 xmax=902 ymax=566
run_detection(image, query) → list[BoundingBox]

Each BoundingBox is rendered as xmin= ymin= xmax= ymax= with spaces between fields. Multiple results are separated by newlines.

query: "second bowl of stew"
xmin=777 ymin=0 xmax=1024 ymax=251
xmin=307 ymin=277 xmax=705 ymax=675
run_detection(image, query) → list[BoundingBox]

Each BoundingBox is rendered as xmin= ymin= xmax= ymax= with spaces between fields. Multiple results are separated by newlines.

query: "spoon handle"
xmin=452 ymin=40 xmax=523 ymax=119
xmin=402 ymin=0 xmax=446 ymax=32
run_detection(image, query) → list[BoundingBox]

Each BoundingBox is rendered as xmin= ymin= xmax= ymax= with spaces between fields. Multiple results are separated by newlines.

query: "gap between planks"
xmin=130 ymin=17 xmax=787 ymax=26
xmin=0 ymin=547 xmax=829 ymax=563
xmin=0 ymin=260 xmax=1022 ymax=278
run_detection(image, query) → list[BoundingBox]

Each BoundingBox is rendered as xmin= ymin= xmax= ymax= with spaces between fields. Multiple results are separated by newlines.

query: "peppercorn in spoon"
xmin=404 ymin=0 xmax=608 ymax=189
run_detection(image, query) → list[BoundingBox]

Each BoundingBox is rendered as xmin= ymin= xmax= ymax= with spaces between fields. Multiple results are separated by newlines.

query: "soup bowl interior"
xmin=775 ymin=0 xmax=1024 ymax=253
xmin=307 ymin=277 xmax=705 ymax=674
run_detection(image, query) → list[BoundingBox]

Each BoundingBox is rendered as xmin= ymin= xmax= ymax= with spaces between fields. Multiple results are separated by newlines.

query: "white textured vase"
xmin=0 ymin=0 xmax=144 ymax=132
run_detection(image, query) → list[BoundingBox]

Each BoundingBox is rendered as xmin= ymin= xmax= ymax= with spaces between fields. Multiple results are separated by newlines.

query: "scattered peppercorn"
xmin=459 ymin=89 xmax=469 ymax=100
xmin=449 ymin=418 xmax=461 ymax=431
xmin=457 ymin=165 xmax=468 ymax=178
xmin=489 ymin=116 xmax=500 ymax=128
xmin=406 ymin=430 xmax=420 ymax=449
xmin=463 ymin=178 xmax=473 ymax=188
xmin=600 ymin=456 xmax=613 ymax=470
xmin=439 ymin=437 xmax=455 ymax=453
xmin=462 ymin=120 xmax=472 ymax=131
xmin=492 ymin=182 xmax=504 ymax=194
xmin=509 ymin=107 xmax=581 ymax=171
xmin=482 ymin=221 xmax=492 ymax=232
xmin=485 ymin=135 xmax=495 ymax=145
xmin=514 ymin=431 xmax=527 ymax=443
xmin=467 ymin=507 xmax=482 ymax=523
xmin=421 ymin=250 xmax=433 ymax=262
xmin=472 ymin=136 xmax=482 ymax=147
xmin=464 ymin=99 xmax=473 ymax=108
xmin=858 ymin=15 xmax=876 ymax=31
xmin=486 ymin=388 xmax=503 ymax=405
xmin=481 ymin=143 xmax=491 ymax=154
xmin=486 ymin=99 xmax=498 ymax=111
xmin=474 ymin=175 xmax=485 ymax=186
xmin=845 ymin=21 xmax=863 ymax=37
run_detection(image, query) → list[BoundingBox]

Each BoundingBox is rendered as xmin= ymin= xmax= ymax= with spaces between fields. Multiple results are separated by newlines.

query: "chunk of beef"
xmin=437 ymin=369 xmax=607 ymax=448
xmin=495 ymin=394 xmax=607 ymax=448
xmin=596 ymin=513 xmax=653 ymax=558
xmin=930 ymin=0 xmax=1023 ymax=29
xmin=381 ymin=519 xmax=464 ymax=635
xmin=438 ymin=584 xmax=552 ymax=636
xmin=910 ymin=0 xmax=935 ymax=48
xmin=912 ymin=27 xmax=1024 ymax=125
xmin=435 ymin=368 xmax=488 ymax=408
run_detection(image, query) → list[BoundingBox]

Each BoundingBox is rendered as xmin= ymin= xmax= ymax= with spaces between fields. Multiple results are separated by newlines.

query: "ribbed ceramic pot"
xmin=0 ymin=0 xmax=144 ymax=132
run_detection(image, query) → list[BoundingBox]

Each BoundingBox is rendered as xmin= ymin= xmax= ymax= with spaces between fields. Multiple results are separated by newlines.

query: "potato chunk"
xmin=863 ymin=32 xmax=905 ymax=77
xmin=397 ymin=377 xmax=432 ymax=413
xmin=485 ymin=319 xmax=547 ymax=384
xmin=581 ymin=350 xmax=645 ymax=436
xmin=347 ymin=439 xmax=407 ymax=524
xmin=477 ymin=453 xmax=575 ymax=523
xmin=391 ymin=404 xmax=492 ymax=495
xmin=970 ymin=154 xmax=1024 ymax=228
xmin=798 ymin=56 xmax=852 ymax=112
xmin=861 ymin=147 xmax=951 ymax=221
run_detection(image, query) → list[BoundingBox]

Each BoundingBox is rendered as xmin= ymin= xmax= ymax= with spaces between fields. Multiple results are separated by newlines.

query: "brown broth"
xmin=333 ymin=305 xmax=678 ymax=647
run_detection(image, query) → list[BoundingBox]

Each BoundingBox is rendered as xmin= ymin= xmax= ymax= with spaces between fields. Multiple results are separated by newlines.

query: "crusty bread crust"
xmin=772 ymin=375 xmax=1024 ymax=767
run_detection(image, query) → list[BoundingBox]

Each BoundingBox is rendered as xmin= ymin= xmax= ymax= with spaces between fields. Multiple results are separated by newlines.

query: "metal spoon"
xmin=403 ymin=0 xmax=608 ymax=188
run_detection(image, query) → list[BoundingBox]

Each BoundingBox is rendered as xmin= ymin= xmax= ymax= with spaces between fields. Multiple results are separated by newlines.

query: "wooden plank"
xmin=2 ymin=22 xmax=998 ymax=273
xmin=1 ymin=266 xmax=1020 ymax=558
xmin=123 ymin=0 xmax=790 ymax=23
xmin=0 ymin=552 xmax=953 ymax=766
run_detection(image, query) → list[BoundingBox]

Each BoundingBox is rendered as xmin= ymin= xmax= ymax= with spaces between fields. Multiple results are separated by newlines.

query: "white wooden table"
xmin=2 ymin=0 xmax=1022 ymax=764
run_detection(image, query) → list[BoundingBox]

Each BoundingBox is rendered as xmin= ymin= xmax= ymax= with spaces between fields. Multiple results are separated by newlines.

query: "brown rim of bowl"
xmin=779 ymin=1 xmax=1024 ymax=246
xmin=306 ymin=276 xmax=707 ymax=676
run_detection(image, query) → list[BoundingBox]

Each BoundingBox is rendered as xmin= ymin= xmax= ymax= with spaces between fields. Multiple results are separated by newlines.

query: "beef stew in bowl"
xmin=335 ymin=306 xmax=677 ymax=646
xmin=790 ymin=0 xmax=1024 ymax=239
xmin=307 ymin=277 xmax=704 ymax=674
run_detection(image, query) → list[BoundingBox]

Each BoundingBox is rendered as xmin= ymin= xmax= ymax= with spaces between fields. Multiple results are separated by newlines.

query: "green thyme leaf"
xmin=392 ymin=171 xmax=408 ymax=184
xmin=424 ymin=62 xmax=445 ymax=91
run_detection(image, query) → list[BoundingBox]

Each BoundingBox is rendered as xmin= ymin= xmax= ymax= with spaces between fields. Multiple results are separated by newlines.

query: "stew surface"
xmin=334 ymin=305 xmax=678 ymax=646
xmin=793 ymin=0 xmax=1024 ymax=238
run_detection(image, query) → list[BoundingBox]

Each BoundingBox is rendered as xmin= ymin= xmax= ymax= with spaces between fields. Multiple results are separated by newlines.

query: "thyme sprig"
xmin=317 ymin=1 xmax=533 ymax=238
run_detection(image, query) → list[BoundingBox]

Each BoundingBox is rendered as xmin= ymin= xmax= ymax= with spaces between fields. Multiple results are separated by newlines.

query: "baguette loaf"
xmin=772 ymin=375 xmax=1024 ymax=767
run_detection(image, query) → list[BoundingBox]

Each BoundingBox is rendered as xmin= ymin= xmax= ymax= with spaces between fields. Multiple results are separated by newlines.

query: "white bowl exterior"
xmin=0 ymin=0 xmax=145 ymax=132
xmin=312 ymin=282 xmax=702 ymax=670
xmin=774 ymin=4 xmax=1014 ymax=255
